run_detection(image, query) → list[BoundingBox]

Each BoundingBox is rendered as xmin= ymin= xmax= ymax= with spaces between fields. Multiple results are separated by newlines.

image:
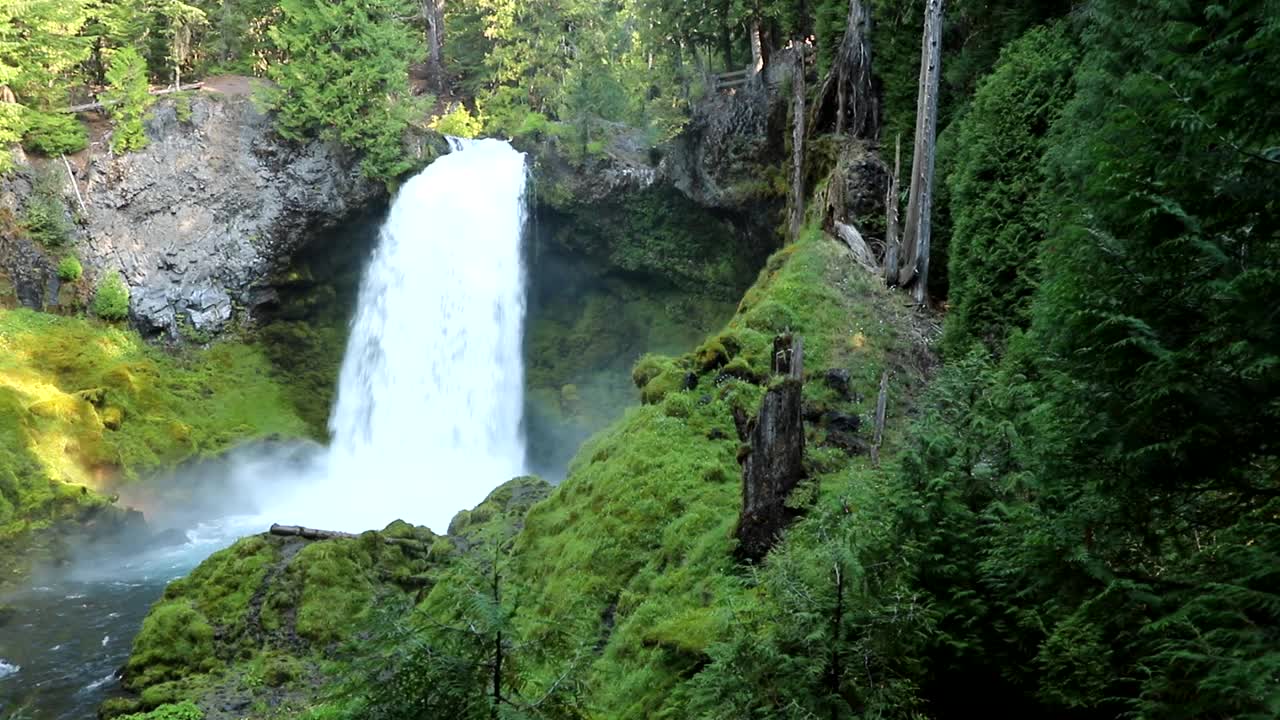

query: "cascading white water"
xmin=276 ymin=138 xmax=530 ymax=533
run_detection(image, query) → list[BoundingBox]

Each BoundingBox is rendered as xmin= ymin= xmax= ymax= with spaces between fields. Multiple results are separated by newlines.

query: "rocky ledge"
xmin=2 ymin=88 xmax=384 ymax=339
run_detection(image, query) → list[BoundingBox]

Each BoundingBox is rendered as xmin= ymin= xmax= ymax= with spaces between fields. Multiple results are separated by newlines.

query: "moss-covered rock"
xmin=540 ymin=187 xmax=766 ymax=301
xmin=523 ymin=247 xmax=737 ymax=476
xmin=108 ymin=477 xmax=552 ymax=719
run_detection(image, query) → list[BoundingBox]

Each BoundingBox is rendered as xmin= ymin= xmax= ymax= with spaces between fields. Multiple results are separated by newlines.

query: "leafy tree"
xmin=103 ymin=47 xmax=155 ymax=153
xmin=265 ymin=0 xmax=422 ymax=181
xmin=941 ymin=24 xmax=1077 ymax=355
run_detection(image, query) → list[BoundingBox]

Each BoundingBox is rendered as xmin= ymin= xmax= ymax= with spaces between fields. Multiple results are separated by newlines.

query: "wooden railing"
xmin=711 ymin=68 xmax=752 ymax=92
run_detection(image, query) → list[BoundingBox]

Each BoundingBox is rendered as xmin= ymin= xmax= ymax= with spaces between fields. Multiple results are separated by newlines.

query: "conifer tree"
xmin=266 ymin=0 xmax=421 ymax=181
xmin=941 ymin=24 xmax=1076 ymax=355
xmin=103 ymin=46 xmax=155 ymax=153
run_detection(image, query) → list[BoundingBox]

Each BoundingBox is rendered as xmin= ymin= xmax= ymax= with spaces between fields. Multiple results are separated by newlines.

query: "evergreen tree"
xmin=0 ymin=0 xmax=94 ymax=169
xmin=265 ymin=0 xmax=422 ymax=181
xmin=1020 ymin=0 xmax=1280 ymax=712
xmin=941 ymin=24 xmax=1077 ymax=355
xmin=103 ymin=46 xmax=155 ymax=153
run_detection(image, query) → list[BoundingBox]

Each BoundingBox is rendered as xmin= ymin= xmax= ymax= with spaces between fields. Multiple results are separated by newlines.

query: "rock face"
xmin=75 ymin=93 xmax=382 ymax=337
xmin=661 ymin=52 xmax=795 ymax=213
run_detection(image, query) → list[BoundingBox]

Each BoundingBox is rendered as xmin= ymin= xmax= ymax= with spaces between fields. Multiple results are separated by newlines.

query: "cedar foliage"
xmin=941 ymin=24 xmax=1077 ymax=355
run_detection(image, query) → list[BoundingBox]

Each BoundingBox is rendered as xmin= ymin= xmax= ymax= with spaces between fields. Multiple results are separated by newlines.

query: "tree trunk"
xmin=720 ymin=5 xmax=734 ymax=70
xmin=423 ymin=0 xmax=446 ymax=80
xmin=749 ymin=18 xmax=764 ymax=75
xmin=789 ymin=53 xmax=807 ymax=241
xmin=827 ymin=561 xmax=845 ymax=720
xmin=811 ymin=0 xmax=877 ymax=138
xmin=59 ymin=83 xmax=204 ymax=113
xmin=736 ymin=334 xmax=806 ymax=563
xmin=883 ymin=133 xmax=902 ymax=286
xmin=897 ymin=0 xmax=944 ymax=302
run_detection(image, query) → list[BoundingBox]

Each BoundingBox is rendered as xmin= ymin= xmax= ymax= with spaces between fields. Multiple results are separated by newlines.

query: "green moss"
xmin=117 ymin=701 xmax=204 ymax=720
xmin=0 ymin=309 xmax=308 ymax=588
xmin=125 ymin=601 xmax=219 ymax=687
xmin=115 ymin=478 xmax=549 ymax=717
xmin=500 ymin=228 xmax=930 ymax=717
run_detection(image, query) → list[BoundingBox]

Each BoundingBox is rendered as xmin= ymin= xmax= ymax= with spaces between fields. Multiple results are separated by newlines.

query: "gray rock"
xmin=75 ymin=92 xmax=384 ymax=338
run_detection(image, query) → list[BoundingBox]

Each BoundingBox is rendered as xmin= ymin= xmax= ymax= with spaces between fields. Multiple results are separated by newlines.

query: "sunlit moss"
xmin=0 ymin=308 xmax=308 ymax=587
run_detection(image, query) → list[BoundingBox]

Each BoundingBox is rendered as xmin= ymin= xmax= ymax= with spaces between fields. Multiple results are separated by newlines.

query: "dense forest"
xmin=3 ymin=0 xmax=1278 ymax=718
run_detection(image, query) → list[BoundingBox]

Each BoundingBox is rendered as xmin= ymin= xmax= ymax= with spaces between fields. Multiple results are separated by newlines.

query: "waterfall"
xmin=279 ymin=139 xmax=529 ymax=533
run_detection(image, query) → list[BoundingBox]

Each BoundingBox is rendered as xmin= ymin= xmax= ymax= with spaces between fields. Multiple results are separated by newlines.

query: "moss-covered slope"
xmin=472 ymin=230 xmax=932 ymax=716
xmin=0 ymin=309 xmax=308 ymax=589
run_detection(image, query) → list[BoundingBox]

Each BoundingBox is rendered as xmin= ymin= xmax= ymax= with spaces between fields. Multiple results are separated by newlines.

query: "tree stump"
xmin=736 ymin=334 xmax=807 ymax=562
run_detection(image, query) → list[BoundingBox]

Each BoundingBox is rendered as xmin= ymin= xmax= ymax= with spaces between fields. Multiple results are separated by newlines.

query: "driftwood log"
xmin=736 ymin=334 xmax=807 ymax=562
xmin=833 ymin=221 xmax=878 ymax=272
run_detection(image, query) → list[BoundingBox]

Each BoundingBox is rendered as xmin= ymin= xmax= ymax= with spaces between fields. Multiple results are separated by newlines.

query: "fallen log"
xmin=833 ymin=221 xmax=878 ymax=273
xmin=269 ymin=523 xmax=435 ymax=550
xmin=60 ymin=82 xmax=204 ymax=113
xmin=270 ymin=524 xmax=357 ymax=541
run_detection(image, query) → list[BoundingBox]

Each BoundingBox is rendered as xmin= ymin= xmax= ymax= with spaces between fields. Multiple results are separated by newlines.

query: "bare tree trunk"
xmin=423 ymin=0 xmax=446 ymax=82
xmin=789 ymin=54 xmax=807 ymax=241
xmin=61 ymin=155 xmax=87 ymax=213
xmin=749 ymin=18 xmax=764 ymax=75
xmin=735 ymin=334 xmax=807 ymax=563
xmin=811 ymin=0 xmax=877 ymax=138
xmin=827 ymin=561 xmax=845 ymax=720
xmin=870 ymin=369 xmax=889 ymax=467
xmin=720 ymin=4 xmax=734 ymax=70
xmin=897 ymin=0 xmax=944 ymax=303
xmin=883 ymin=133 xmax=902 ymax=286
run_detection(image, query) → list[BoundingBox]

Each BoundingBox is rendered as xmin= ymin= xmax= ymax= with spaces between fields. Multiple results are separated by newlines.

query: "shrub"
xmin=0 ymin=103 xmax=27 ymax=174
xmin=93 ymin=272 xmax=131 ymax=321
xmin=428 ymin=103 xmax=483 ymax=139
xmin=22 ymin=195 xmax=72 ymax=247
xmin=22 ymin=111 xmax=88 ymax=155
xmin=57 ymin=255 xmax=83 ymax=282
